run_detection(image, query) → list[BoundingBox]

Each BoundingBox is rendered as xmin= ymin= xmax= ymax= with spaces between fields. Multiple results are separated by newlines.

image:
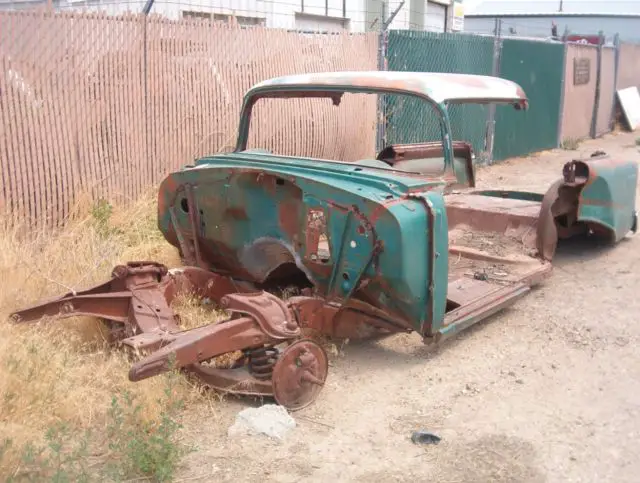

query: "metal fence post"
xmin=556 ymin=35 xmax=568 ymax=148
xmin=484 ymin=17 xmax=501 ymax=165
xmin=590 ymin=30 xmax=605 ymax=139
xmin=375 ymin=1 xmax=405 ymax=153
xmin=375 ymin=1 xmax=388 ymax=153
xmin=610 ymin=33 xmax=621 ymax=131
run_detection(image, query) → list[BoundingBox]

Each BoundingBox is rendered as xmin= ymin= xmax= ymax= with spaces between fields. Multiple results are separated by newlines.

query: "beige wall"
xmin=595 ymin=47 xmax=616 ymax=136
xmin=561 ymin=44 xmax=598 ymax=141
xmin=617 ymin=43 xmax=640 ymax=91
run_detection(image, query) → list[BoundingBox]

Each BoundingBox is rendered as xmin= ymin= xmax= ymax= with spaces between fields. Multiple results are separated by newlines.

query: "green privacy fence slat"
xmin=384 ymin=30 xmax=495 ymax=155
xmin=493 ymin=39 xmax=565 ymax=160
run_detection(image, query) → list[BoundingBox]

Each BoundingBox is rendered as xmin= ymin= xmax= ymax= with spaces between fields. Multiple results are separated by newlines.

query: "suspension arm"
xmin=128 ymin=316 xmax=274 ymax=381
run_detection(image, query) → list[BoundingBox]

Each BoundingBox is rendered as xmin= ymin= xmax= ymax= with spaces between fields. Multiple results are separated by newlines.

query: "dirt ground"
xmin=176 ymin=132 xmax=640 ymax=483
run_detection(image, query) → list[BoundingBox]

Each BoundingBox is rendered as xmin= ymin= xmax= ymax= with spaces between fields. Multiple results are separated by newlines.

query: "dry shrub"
xmin=170 ymin=293 xmax=230 ymax=331
xmin=0 ymin=190 xmax=205 ymax=477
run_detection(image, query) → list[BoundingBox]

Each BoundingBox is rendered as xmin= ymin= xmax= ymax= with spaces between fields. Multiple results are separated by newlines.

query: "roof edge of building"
xmin=467 ymin=12 xmax=640 ymax=18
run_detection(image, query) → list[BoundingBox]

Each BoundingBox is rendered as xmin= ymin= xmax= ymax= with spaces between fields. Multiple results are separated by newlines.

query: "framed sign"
xmin=573 ymin=58 xmax=591 ymax=85
xmin=452 ymin=1 xmax=464 ymax=32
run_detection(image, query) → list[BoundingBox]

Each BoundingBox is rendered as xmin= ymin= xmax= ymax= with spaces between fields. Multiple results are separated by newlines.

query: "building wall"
xmin=595 ymin=47 xmax=616 ymax=136
xmin=617 ymin=42 xmax=640 ymax=91
xmin=560 ymin=44 xmax=598 ymax=141
xmin=465 ymin=15 xmax=640 ymax=43
xmin=414 ymin=0 xmax=455 ymax=32
xmin=129 ymin=0 xmax=360 ymax=30
xmin=0 ymin=0 xmax=367 ymax=30
xmin=0 ymin=0 xmax=459 ymax=33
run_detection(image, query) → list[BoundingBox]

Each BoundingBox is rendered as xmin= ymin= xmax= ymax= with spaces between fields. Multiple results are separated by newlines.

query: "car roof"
xmin=245 ymin=71 xmax=528 ymax=106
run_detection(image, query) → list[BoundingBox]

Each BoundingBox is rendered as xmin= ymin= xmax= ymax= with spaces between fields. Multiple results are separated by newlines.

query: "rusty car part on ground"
xmin=11 ymin=72 xmax=638 ymax=410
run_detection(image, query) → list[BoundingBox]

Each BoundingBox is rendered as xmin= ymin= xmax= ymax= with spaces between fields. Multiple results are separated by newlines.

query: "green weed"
xmin=561 ymin=137 xmax=581 ymax=150
xmin=102 ymin=359 xmax=192 ymax=482
xmin=1 ymin=365 xmax=191 ymax=482
xmin=3 ymin=422 xmax=90 ymax=483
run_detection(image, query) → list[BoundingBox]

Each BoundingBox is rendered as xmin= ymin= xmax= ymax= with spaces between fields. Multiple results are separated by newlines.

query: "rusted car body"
xmin=11 ymin=72 xmax=638 ymax=410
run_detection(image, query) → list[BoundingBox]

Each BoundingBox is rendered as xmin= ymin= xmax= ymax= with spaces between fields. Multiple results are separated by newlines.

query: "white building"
xmin=0 ymin=0 xmax=465 ymax=33
xmin=465 ymin=0 xmax=640 ymax=42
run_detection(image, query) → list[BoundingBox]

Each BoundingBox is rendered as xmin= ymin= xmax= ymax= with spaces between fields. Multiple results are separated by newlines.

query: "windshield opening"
xmin=240 ymin=92 xmax=450 ymax=169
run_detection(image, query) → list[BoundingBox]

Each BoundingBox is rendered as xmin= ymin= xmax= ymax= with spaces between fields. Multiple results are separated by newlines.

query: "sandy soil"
xmin=176 ymin=131 xmax=640 ymax=483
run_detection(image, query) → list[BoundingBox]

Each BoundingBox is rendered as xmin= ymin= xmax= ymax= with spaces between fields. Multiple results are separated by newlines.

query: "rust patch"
xmin=305 ymin=208 xmax=331 ymax=262
xmin=224 ymin=206 xmax=249 ymax=220
xmin=368 ymin=196 xmax=409 ymax=224
xmin=278 ymin=198 xmax=301 ymax=239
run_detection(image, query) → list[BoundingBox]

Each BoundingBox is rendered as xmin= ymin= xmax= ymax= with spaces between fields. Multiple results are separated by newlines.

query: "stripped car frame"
xmin=11 ymin=72 xmax=638 ymax=410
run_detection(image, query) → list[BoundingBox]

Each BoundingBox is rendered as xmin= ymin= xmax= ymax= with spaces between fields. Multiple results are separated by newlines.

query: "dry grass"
xmin=0 ymin=189 xmax=350 ymax=479
xmin=0 ymin=190 xmax=209 ymax=477
xmin=170 ymin=293 xmax=230 ymax=331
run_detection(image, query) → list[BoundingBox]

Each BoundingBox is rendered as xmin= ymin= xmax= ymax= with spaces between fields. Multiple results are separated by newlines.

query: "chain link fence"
xmin=382 ymin=27 xmax=624 ymax=164
xmin=1 ymin=4 xmax=636 ymax=231
xmin=0 ymin=10 xmax=377 ymax=229
xmin=383 ymin=30 xmax=496 ymax=159
xmin=494 ymin=38 xmax=565 ymax=160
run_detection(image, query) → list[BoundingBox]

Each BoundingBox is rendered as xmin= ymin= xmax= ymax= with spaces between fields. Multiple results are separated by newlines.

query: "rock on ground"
xmin=227 ymin=404 xmax=296 ymax=442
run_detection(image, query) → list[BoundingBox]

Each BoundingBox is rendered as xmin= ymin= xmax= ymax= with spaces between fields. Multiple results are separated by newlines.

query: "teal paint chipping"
xmin=10 ymin=70 xmax=640 ymax=413
xmin=159 ymin=152 xmax=447 ymax=333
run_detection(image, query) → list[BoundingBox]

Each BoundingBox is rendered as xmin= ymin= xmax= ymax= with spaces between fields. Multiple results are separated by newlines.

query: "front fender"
xmin=574 ymin=157 xmax=638 ymax=241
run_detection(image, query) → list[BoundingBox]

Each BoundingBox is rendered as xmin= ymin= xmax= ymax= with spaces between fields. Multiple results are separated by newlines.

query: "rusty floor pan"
xmin=438 ymin=192 xmax=552 ymax=340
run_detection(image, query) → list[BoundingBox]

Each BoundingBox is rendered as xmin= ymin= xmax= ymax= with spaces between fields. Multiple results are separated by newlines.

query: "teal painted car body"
xmin=156 ymin=72 xmax=637 ymax=341
xmin=467 ymin=156 xmax=639 ymax=242
xmin=471 ymin=190 xmax=544 ymax=202
xmin=10 ymin=71 xmax=639 ymax=412
xmin=572 ymin=156 xmax=638 ymax=241
xmin=158 ymin=152 xmax=450 ymax=336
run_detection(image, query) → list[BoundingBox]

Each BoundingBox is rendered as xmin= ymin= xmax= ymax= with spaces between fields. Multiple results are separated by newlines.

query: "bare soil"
xmin=177 ymin=132 xmax=640 ymax=483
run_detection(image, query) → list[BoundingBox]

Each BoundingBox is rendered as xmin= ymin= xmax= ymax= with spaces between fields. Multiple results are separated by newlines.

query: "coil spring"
xmin=247 ymin=346 xmax=279 ymax=380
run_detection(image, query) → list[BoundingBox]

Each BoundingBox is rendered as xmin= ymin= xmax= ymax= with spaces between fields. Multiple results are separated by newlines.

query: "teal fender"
xmin=411 ymin=192 xmax=449 ymax=337
xmin=157 ymin=152 xmax=449 ymax=336
xmin=571 ymin=156 xmax=638 ymax=241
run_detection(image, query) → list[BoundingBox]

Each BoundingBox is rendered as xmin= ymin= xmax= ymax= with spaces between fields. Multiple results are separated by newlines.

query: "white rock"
xmin=227 ymin=404 xmax=296 ymax=441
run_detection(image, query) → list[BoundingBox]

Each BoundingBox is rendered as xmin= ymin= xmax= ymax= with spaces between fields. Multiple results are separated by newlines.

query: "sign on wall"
xmin=573 ymin=57 xmax=591 ymax=85
xmin=452 ymin=1 xmax=464 ymax=31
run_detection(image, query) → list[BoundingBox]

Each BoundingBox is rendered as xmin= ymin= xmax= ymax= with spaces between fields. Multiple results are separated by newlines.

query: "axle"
xmin=9 ymin=262 xmax=402 ymax=410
